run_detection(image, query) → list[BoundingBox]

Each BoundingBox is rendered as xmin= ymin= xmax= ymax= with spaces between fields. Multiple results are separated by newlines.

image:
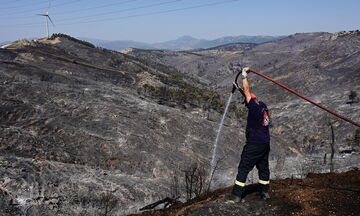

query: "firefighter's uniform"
xmin=232 ymin=97 xmax=270 ymax=197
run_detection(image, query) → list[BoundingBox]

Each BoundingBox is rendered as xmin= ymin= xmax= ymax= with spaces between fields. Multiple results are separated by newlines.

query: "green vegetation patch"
xmin=140 ymin=83 xmax=225 ymax=112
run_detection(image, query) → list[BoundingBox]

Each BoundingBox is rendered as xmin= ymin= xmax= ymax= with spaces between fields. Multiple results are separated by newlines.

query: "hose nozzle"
xmin=231 ymin=83 xmax=237 ymax=94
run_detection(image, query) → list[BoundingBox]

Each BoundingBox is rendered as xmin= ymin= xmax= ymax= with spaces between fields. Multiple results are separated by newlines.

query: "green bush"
xmin=139 ymin=83 xmax=237 ymax=114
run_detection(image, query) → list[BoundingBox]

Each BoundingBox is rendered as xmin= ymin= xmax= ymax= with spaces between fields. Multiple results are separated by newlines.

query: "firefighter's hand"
xmin=242 ymin=67 xmax=250 ymax=79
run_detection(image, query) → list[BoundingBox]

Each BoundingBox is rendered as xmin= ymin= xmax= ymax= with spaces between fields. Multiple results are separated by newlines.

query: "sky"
xmin=0 ymin=0 xmax=359 ymax=43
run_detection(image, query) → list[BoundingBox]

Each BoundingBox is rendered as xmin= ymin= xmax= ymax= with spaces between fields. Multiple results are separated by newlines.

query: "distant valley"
xmin=80 ymin=34 xmax=286 ymax=51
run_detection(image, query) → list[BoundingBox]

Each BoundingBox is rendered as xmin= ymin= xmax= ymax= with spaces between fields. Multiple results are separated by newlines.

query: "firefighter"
xmin=230 ymin=67 xmax=271 ymax=202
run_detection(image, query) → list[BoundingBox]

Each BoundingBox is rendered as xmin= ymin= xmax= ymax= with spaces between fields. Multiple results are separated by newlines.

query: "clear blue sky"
xmin=1 ymin=0 xmax=359 ymax=43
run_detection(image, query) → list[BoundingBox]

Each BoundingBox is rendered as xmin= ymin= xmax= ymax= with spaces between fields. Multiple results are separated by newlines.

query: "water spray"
xmin=208 ymin=68 xmax=244 ymax=186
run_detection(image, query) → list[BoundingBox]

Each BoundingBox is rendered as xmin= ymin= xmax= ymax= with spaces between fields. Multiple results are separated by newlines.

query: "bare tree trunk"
xmin=329 ymin=122 xmax=335 ymax=173
xmin=185 ymin=173 xmax=190 ymax=200
xmin=183 ymin=164 xmax=205 ymax=200
xmin=189 ymin=168 xmax=193 ymax=199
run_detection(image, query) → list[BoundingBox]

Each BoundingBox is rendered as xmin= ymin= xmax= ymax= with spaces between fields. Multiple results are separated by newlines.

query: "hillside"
xmin=0 ymin=31 xmax=359 ymax=216
xmin=127 ymin=30 xmax=360 ymax=162
xmin=0 ymin=34 xmax=245 ymax=215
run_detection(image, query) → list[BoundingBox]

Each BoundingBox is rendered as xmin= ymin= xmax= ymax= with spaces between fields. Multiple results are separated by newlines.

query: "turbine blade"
xmin=47 ymin=16 xmax=55 ymax=26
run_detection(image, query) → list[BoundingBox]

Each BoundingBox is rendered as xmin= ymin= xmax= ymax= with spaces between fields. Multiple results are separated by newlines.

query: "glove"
xmin=242 ymin=67 xmax=250 ymax=79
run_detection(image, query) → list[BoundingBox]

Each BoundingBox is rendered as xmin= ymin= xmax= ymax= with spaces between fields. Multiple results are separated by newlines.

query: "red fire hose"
xmin=248 ymin=69 xmax=360 ymax=128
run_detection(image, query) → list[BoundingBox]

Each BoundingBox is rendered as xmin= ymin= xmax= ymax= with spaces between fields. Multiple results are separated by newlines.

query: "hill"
xmin=0 ymin=34 xmax=244 ymax=215
xmin=0 ymin=31 xmax=359 ymax=215
xmin=127 ymin=31 xmax=360 ymax=164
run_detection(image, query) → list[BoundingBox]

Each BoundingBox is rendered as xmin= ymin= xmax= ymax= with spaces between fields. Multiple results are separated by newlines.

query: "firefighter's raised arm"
xmin=241 ymin=67 xmax=251 ymax=103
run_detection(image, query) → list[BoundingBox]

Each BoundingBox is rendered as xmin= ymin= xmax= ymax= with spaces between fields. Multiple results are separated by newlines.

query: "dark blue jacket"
xmin=246 ymin=98 xmax=270 ymax=144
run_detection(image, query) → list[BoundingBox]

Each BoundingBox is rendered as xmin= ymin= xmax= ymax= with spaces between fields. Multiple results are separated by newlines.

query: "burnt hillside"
xmin=0 ymin=31 xmax=359 ymax=215
xmin=128 ymin=30 xmax=360 ymax=168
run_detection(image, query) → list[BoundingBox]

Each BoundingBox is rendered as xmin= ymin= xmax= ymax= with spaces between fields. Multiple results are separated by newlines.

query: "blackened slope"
xmin=128 ymin=31 xmax=360 ymax=167
xmin=0 ymin=35 xmax=244 ymax=215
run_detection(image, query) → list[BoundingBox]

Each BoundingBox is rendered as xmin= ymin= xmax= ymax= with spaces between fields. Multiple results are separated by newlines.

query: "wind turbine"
xmin=37 ymin=1 xmax=54 ymax=38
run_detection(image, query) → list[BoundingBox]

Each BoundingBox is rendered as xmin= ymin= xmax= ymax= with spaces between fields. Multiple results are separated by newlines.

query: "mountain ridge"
xmin=2 ymin=34 xmax=286 ymax=51
xmin=80 ymin=34 xmax=285 ymax=51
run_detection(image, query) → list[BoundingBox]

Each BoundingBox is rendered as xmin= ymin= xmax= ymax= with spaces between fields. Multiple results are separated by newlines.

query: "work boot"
xmin=227 ymin=184 xmax=245 ymax=203
xmin=226 ymin=193 xmax=242 ymax=203
xmin=259 ymin=183 xmax=270 ymax=200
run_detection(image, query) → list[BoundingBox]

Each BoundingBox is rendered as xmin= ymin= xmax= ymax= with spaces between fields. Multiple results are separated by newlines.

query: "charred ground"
xmin=131 ymin=170 xmax=360 ymax=216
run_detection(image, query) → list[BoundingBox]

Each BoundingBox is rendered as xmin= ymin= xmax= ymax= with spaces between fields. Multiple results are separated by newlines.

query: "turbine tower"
xmin=37 ymin=1 xmax=54 ymax=38
xmin=38 ymin=12 xmax=54 ymax=38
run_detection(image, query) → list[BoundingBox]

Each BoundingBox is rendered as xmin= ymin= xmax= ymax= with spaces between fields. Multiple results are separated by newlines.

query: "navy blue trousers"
xmin=236 ymin=142 xmax=270 ymax=183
